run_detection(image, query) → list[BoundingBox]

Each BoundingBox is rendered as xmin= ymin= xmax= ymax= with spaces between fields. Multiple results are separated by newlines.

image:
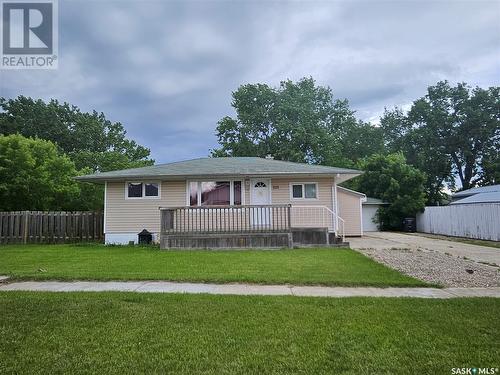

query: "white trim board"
xmin=337 ymin=186 xmax=366 ymax=198
xmin=104 ymin=181 xmax=108 ymax=234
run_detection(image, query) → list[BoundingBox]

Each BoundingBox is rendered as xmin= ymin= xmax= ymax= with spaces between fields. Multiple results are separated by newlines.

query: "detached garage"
xmin=337 ymin=187 xmax=365 ymax=236
xmin=362 ymin=197 xmax=387 ymax=232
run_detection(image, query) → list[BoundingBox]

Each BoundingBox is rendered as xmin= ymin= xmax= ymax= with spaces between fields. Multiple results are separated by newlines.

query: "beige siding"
xmin=106 ymin=181 xmax=185 ymax=233
xmin=337 ymin=189 xmax=362 ymax=236
xmin=269 ymin=178 xmax=334 ymax=207
xmin=105 ymin=178 xmax=353 ymax=235
xmin=270 ymin=178 xmax=335 ymax=229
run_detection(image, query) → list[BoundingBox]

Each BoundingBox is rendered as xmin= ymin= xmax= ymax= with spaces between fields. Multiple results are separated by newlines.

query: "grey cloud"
xmin=1 ymin=0 xmax=498 ymax=163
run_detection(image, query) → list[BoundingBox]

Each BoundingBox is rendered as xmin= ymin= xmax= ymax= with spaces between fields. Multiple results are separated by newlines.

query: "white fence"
xmin=416 ymin=203 xmax=500 ymax=241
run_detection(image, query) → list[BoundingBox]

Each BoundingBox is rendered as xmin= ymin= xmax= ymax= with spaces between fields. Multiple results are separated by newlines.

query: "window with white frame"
xmin=126 ymin=182 xmax=160 ymax=198
xmin=291 ymin=183 xmax=317 ymax=199
xmin=189 ymin=180 xmax=242 ymax=206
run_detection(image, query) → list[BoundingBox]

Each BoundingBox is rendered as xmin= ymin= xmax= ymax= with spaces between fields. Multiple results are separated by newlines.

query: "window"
xmin=145 ymin=183 xmax=159 ymax=197
xmin=126 ymin=182 xmax=159 ymax=198
xmin=233 ymin=181 xmax=242 ymax=205
xmin=189 ymin=181 xmax=198 ymax=206
xmin=128 ymin=182 xmax=143 ymax=198
xmin=291 ymin=183 xmax=317 ymax=199
xmin=201 ymin=181 xmax=230 ymax=205
xmin=292 ymin=184 xmax=303 ymax=198
xmin=189 ymin=181 xmax=243 ymax=206
xmin=305 ymin=183 xmax=317 ymax=198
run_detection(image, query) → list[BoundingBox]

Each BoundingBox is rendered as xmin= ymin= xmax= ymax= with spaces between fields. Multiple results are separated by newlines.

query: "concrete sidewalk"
xmin=1 ymin=280 xmax=499 ymax=298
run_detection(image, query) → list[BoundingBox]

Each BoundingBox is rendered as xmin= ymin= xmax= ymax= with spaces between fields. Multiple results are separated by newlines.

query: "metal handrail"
xmin=290 ymin=205 xmax=345 ymax=242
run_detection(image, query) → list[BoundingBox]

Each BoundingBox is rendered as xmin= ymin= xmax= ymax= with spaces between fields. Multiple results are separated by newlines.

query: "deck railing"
xmin=290 ymin=205 xmax=345 ymax=242
xmin=160 ymin=205 xmax=291 ymax=235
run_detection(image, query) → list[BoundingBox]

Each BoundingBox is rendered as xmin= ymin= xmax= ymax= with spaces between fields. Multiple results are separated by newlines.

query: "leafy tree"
xmin=349 ymin=153 xmax=427 ymax=230
xmin=212 ymin=77 xmax=384 ymax=168
xmin=0 ymin=96 xmax=155 ymax=209
xmin=480 ymin=147 xmax=500 ymax=185
xmin=380 ymin=107 xmax=453 ymax=205
xmin=0 ymin=96 xmax=153 ymax=172
xmin=0 ymin=134 xmax=80 ymax=211
xmin=381 ymin=81 xmax=500 ymax=199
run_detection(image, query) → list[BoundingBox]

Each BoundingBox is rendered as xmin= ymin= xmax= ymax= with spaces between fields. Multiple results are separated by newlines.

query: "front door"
xmin=250 ymin=179 xmax=271 ymax=226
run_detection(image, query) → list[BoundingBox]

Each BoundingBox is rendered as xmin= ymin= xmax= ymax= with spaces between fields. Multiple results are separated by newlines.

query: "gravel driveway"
xmin=350 ymin=233 xmax=500 ymax=288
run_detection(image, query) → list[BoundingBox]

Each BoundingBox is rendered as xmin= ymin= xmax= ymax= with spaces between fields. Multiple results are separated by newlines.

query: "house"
xmin=450 ymin=184 xmax=500 ymax=205
xmin=76 ymin=157 xmax=366 ymax=248
xmin=362 ymin=197 xmax=388 ymax=232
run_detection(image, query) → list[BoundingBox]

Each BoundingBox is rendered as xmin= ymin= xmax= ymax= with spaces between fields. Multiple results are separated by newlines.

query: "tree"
xmin=380 ymin=107 xmax=453 ymax=205
xmin=0 ymin=96 xmax=153 ymax=173
xmin=0 ymin=134 xmax=80 ymax=211
xmin=212 ymin=77 xmax=384 ymax=168
xmin=0 ymin=96 xmax=155 ymax=209
xmin=349 ymin=153 xmax=427 ymax=230
xmin=480 ymin=147 xmax=500 ymax=185
xmin=381 ymin=81 xmax=500 ymax=198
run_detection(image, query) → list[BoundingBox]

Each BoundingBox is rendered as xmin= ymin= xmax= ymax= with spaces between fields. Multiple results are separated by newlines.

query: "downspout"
xmin=332 ymin=175 xmax=340 ymax=233
xmin=331 ymin=183 xmax=336 ymax=232
xmin=103 ymin=181 xmax=107 ymax=237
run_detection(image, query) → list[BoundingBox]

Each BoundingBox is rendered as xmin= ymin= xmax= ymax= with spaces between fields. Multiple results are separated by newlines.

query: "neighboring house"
xmin=450 ymin=184 xmax=500 ymax=205
xmin=362 ymin=197 xmax=388 ymax=232
xmin=76 ymin=157 xmax=365 ymax=247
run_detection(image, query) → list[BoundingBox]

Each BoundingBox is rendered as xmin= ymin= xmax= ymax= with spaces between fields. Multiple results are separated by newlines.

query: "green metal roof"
xmin=75 ymin=157 xmax=362 ymax=182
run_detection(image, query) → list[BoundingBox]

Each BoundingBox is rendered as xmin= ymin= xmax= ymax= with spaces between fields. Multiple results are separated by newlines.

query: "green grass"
xmin=0 ymin=244 xmax=427 ymax=287
xmin=0 ymin=292 xmax=498 ymax=374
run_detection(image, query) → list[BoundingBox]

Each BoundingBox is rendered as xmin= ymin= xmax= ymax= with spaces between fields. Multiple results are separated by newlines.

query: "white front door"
xmin=250 ymin=179 xmax=271 ymax=226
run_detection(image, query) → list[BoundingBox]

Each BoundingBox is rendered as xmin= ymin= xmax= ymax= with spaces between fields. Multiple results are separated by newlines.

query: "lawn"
xmin=0 ymin=244 xmax=427 ymax=287
xmin=0 ymin=292 xmax=498 ymax=374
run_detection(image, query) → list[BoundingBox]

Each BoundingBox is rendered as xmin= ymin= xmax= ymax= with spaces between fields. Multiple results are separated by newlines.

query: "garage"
xmin=362 ymin=197 xmax=387 ymax=232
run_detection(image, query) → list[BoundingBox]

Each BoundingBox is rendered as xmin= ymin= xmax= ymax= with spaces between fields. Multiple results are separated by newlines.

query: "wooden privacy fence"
xmin=0 ymin=211 xmax=104 ymax=244
xmin=416 ymin=203 xmax=500 ymax=241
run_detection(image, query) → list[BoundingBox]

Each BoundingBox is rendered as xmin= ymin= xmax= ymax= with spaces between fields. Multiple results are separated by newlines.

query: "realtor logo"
xmin=1 ymin=0 xmax=58 ymax=69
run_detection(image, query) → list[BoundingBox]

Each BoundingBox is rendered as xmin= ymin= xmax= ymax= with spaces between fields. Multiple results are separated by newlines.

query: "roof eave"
xmin=75 ymin=171 xmax=362 ymax=183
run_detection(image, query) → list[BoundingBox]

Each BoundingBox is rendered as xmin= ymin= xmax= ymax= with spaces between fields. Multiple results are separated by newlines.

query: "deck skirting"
xmin=161 ymin=232 xmax=292 ymax=249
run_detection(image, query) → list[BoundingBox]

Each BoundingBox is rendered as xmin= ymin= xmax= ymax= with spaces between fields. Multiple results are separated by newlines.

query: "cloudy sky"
xmin=1 ymin=0 xmax=499 ymax=163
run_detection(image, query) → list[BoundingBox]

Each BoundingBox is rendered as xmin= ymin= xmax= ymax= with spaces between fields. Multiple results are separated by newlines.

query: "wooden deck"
xmin=159 ymin=205 xmax=344 ymax=249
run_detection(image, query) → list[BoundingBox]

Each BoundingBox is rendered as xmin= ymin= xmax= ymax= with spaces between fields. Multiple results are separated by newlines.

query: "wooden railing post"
xmin=162 ymin=209 xmax=174 ymax=232
xmin=22 ymin=211 xmax=29 ymax=244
